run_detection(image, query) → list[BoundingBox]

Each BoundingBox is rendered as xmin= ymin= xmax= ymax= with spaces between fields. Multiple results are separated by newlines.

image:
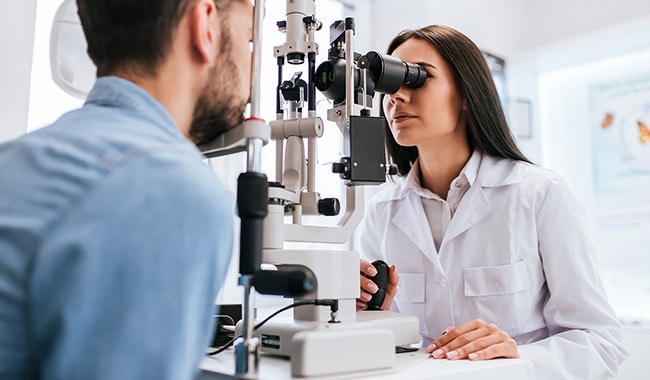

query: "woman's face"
xmin=383 ymin=38 xmax=466 ymax=148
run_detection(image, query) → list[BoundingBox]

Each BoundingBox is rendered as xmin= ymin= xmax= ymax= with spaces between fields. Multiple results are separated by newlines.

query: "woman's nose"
xmin=387 ymin=86 xmax=409 ymax=104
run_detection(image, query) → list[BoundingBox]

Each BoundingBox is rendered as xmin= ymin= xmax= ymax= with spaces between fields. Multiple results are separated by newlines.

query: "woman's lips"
xmin=393 ymin=115 xmax=416 ymax=124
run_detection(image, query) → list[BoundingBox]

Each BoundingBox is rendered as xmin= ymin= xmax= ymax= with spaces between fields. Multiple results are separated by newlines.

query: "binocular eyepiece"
xmin=315 ymin=50 xmax=429 ymax=105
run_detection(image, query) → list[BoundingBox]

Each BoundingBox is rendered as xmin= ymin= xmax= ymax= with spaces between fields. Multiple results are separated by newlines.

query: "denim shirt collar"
xmin=85 ymin=76 xmax=185 ymax=141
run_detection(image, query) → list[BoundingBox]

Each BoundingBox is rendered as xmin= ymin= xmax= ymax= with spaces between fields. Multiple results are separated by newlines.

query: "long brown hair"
xmin=383 ymin=25 xmax=531 ymax=176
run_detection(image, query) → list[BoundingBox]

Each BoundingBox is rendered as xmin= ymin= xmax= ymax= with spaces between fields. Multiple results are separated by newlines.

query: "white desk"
xmin=199 ymin=350 xmax=527 ymax=379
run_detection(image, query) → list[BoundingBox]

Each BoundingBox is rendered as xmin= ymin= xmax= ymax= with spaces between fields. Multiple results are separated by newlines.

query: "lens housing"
xmin=358 ymin=51 xmax=429 ymax=93
xmin=315 ymin=50 xmax=429 ymax=104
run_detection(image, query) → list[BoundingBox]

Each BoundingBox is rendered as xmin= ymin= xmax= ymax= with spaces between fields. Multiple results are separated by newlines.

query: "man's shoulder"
xmin=0 ymin=106 xmax=213 ymax=235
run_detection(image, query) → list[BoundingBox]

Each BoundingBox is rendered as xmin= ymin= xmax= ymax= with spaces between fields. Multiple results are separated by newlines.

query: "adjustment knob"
xmin=318 ymin=198 xmax=340 ymax=216
xmin=332 ymin=162 xmax=347 ymax=174
xmin=387 ymin=164 xmax=398 ymax=176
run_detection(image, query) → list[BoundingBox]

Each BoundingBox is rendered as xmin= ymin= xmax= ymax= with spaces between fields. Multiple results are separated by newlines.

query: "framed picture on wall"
xmin=591 ymin=75 xmax=650 ymax=223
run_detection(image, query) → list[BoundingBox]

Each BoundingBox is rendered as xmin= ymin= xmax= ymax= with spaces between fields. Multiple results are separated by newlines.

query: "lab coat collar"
xmin=403 ymin=150 xmax=481 ymax=200
xmin=386 ymin=152 xmax=522 ymax=202
xmin=392 ymin=187 xmax=441 ymax=261
xmin=476 ymin=154 xmax=523 ymax=188
xmin=383 ymin=153 xmax=523 ymax=263
xmin=441 ymin=154 xmax=523 ymax=251
xmin=463 ymin=150 xmax=481 ymax=187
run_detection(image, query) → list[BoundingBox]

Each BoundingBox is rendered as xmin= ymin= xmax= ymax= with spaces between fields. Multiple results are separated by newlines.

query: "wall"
xmin=363 ymin=0 xmax=650 ymax=169
xmin=619 ymin=326 xmax=650 ymax=380
xmin=509 ymin=14 xmax=650 ymax=163
xmin=523 ymin=0 xmax=650 ymax=50
xmin=370 ymin=0 xmax=650 ymax=58
xmin=508 ymin=15 xmax=650 ymax=326
xmin=0 ymin=0 xmax=37 ymax=144
xmin=369 ymin=0 xmax=526 ymax=57
xmin=27 ymin=0 xmax=85 ymax=133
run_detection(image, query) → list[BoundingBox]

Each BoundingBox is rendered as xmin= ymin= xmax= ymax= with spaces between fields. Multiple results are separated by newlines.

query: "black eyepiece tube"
xmin=237 ymin=172 xmax=268 ymax=275
xmin=253 ymin=266 xmax=317 ymax=297
xmin=403 ymin=62 xmax=429 ymax=89
xmin=359 ymin=51 xmax=429 ymax=94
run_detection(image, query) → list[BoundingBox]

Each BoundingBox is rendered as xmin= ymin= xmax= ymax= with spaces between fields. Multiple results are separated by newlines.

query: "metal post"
xmin=344 ymin=18 xmax=355 ymax=120
xmin=234 ymin=0 xmax=267 ymax=377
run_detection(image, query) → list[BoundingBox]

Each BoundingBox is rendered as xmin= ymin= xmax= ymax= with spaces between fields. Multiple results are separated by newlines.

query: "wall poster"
xmin=591 ymin=75 xmax=650 ymax=223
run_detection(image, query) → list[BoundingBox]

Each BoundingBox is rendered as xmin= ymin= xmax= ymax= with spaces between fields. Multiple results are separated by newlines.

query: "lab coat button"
xmin=440 ymin=280 xmax=448 ymax=288
xmin=455 ymin=181 xmax=462 ymax=188
xmin=493 ymin=279 xmax=501 ymax=287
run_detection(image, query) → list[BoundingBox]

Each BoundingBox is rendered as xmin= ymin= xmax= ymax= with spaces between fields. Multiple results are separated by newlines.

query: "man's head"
xmin=77 ymin=0 xmax=192 ymax=78
xmin=76 ymin=0 xmax=253 ymax=144
xmin=189 ymin=0 xmax=253 ymax=145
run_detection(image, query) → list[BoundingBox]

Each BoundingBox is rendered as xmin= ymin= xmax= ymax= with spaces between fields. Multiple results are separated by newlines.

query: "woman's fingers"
xmin=358 ymin=259 xmax=398 ymax=311
xmin=426 ymin=319 xmax=519 ymax=360
xmin=360 ymin=259 xmax=377 ymax=277
xmin=357 ymin=259 xmax=377 ymax=310
xmin=442 ymin=332 xmax=505 ymax=360
xmin=427 ymin=320 xmax=488 ymax=352
xmin=466 ymin=338 xmax=519 ymax=360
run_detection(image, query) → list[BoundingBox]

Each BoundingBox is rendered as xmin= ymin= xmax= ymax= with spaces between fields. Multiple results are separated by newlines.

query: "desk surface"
xmin=199 ymin=350 xmax=527 ymax=379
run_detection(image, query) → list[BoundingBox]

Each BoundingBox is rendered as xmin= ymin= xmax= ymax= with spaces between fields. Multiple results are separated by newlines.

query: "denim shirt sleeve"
xmin=29 ymin=152 xmax=233 ymax=380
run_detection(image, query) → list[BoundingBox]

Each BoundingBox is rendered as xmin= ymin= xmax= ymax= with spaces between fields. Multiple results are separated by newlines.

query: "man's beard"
xmin=189 ymin=30 xmax=247 ymax=146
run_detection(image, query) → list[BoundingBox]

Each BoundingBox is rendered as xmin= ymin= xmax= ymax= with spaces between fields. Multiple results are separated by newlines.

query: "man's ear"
xmin=188 ymin=0 xmax=219 ymax=64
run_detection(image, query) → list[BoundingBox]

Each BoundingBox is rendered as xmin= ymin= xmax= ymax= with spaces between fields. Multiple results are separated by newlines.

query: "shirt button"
xmin=440 ymin=280 xmax=448 ymax=288
xmin=455 ymin=181 xmax=462 ymax=188
xmin=493 ymin=279 xmax=501 ymax=287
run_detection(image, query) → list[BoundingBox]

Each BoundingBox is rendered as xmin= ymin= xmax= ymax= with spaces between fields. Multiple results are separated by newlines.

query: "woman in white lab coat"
xmin=357 ymin=25 xmax=627 ymax=379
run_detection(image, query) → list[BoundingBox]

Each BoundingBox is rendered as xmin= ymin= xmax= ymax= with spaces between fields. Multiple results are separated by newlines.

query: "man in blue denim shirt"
xmin=0 ymin=0 xmax=253 ymax=379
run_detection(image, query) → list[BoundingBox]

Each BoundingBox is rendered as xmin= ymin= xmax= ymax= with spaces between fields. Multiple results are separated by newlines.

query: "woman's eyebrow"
xmin=416 ymin=61 xmax=438 ymax=71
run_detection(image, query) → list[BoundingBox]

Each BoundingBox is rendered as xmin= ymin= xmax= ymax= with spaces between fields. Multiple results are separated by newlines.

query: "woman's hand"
xmin=425 ymin=319 xmax=519 ymax=360
xmin=356 ymin=259 xmax=398 ymax=311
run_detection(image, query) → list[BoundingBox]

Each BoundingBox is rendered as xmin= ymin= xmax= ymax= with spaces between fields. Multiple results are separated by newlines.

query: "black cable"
xmin=206 ymin=299 xmax=337 ymax=356
xmin=206 ymin=335 xmax=238 ymax=356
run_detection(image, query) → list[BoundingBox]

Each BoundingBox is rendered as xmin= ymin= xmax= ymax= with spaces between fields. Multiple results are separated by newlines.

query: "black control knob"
xmin=318 ymin=198 xmax=340 ymax=216
xmin=332 ymin=162 xmax=347 ymax=174
xmin=367 ymin=260 xmax=389 ymax=311
xmin=387 ymin=164 xmax=398 ymax=176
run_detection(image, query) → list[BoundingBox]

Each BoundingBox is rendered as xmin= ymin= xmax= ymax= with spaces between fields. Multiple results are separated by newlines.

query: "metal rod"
xmin=307 ymin=138 xmax=316 ymax=192
xmin=361 ymin=67 xmax=367 ymax=110
xmin=247 ymin=138 xmax=264 ymax=173
xmin=249 ymin=0 xmax=265 ymax=119
xmin=235 ymin=275 xmax=259 ymax=375
xmin=234 ymin=1 xmax=266 ymax=377
xmin=276 ymin=139 xmax=284 ymax=182
xmin=308 ymin=51 xmax=316 ymax=112
xmin=344 ymin=20 xmax=354 ymax=120
xmin=276 ymin=57 xmax=284 ymax=115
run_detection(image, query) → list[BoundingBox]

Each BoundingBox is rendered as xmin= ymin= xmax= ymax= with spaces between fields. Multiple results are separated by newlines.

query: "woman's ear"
xmin=188 ymin=0 xmax=219 ymax=64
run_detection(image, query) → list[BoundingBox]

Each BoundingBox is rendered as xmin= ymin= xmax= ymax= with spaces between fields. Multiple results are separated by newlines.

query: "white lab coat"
xmin=359 ymin=154 xmax=627 ymax=379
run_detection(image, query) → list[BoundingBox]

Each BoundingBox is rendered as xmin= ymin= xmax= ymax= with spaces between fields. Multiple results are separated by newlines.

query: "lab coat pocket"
xmin=395 ymin=273 xmax=429 ymax=337
xmin=463 ymin=260 xmax=531 ymax=335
